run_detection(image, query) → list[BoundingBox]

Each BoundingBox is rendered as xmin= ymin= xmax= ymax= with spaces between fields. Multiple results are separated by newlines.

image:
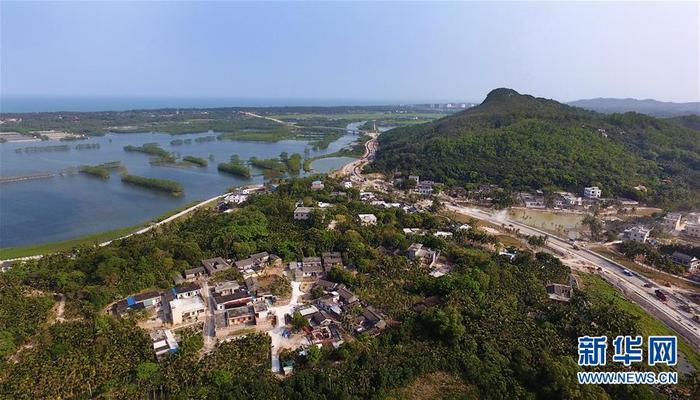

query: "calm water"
xmin=0 ymin=123 xmax=361 ymax=248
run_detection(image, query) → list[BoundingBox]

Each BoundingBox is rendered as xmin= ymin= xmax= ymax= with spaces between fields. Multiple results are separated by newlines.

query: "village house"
xmin=168 ymin=294 xmax=205 ymax=325
xmin=315 ymin=279 xmax=338 ymax=292
xmin=626 ymin=226 xmax=652 ymax=243
xmin=359 ymin=191 xmax=376 ymax=201
xmin=520 ymin=193 xmax=545 ymax=209
xmin=337 ymin=286 xmax=359 ymax=305
xmin=433 ymin=231 xmax=453 ymax=238
xmin=182 ymin=266 xmax=205 ymax=280
xmin=311 ymin=180 xmax=325 ymax=191
xmin=235 ymin=252 xmax=277 ymax=275
xmin=309 ymin=311 xmax=333 ymax=327
xmin=308 ymin=324 xmax=343 ymax=347
xmin=171 ymin=283 xmax=201 ymax=299
xmin=403 ymin=228 xmax=426 ymax=235
xmin=407 ymin=243 xmax=438 ymax=267
xmin=358 ymin=214 xmax=377 ymax=225
xmin=356 ymin=306 xmax=386 ymax=333
xmin=294 ymin=206 xmax=313 ymax=220
xmin=414 ymin=180 xmax=435 ymax=196
xmin=212 ymin=280 xmax=241 ymax=296
xmin=561 ymin=193 xmax=582 ymax=207
xmin=301 ymin=257 xmax=324 ymax=278
xmin=315 ymin=294 xmax=343 ymax=317
xmin=201 ymin=257 xmax=232 ymax=275
xmin=297 ymin=304 xmax=319 ymax=317
xmin=672 ymin=251 xmax=700 ymax=270
xmin=226 ymin=305 xmax=254 ymax=326
xmin=245 ymin=276 xmax=260 ymax=295
xmin=546 ymin=283 xmax=573 ymax=303
xmin=113 ymin=290 xmax=162 ymax=315
xmin=150 ymin=329 xmax=179 ymax=360
xmin=212 ymin=290 xmax=252 ymax=311
xmin=342 ymin=180 xmax=353 ymax=189
xmin=662 ymin=213 xmax=683 ymax=232
xmin=684 ymin=222 xmax=700 ymax=238
xmin=321 ymin=252 xmax=343 ymax=269
xmin=583 ymin=186 xmax=602 ymax=199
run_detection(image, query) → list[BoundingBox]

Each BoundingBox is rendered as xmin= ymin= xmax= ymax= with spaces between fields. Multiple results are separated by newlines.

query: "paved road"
xmin=332 ymin=130 xmax=379 ymax=179
xmin=201 ymin=280 xmax=217 ymax=356
xmin=445 ymin=203 xmax=700 ymax=351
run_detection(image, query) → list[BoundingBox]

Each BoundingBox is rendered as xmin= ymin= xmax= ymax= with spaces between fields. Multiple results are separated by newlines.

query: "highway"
xmin=332 ymin=130 xmax=379 ymax=179
xmin=444 ymin=203 xmax=700 ymax=352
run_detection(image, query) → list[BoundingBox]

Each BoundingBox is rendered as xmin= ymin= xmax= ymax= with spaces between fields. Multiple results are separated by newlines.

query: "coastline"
xmin=0 ymin=199 xmax=205 ymax=260
xmin=0 ymin=128 xmax=367 ymax=259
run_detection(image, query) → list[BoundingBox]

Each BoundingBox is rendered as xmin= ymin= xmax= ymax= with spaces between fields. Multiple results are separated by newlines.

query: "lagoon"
xmin=0 ymin=125 xmax=360 ymax=248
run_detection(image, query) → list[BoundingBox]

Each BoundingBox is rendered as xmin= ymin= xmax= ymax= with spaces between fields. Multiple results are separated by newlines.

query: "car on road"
xmin=655 ymin=289 xmax=668 ymax=302
xmin=622 ymin=268 xmax=634 ymax=277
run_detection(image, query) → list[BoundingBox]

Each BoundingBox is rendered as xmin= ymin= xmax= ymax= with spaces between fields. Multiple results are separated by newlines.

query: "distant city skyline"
xmin=1 ymin=1 xmax=698 ymax=105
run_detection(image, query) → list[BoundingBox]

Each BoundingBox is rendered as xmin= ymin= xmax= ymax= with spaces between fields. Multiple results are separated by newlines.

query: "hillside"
xmin=370 ymin=88 xmax=700 ymax=209
xmin=568 ymin=97 xmax=700 ymax=117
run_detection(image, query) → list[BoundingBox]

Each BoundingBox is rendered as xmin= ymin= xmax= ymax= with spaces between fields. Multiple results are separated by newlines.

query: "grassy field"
xmin=0 ymin=201 xmax=201 ymax=260
xmin=579 ymin=272 xmax=700 ymax=372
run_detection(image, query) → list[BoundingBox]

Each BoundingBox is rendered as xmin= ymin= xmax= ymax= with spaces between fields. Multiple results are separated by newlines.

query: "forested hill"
xmin=370 ymin=88 xmax=700 ymax=209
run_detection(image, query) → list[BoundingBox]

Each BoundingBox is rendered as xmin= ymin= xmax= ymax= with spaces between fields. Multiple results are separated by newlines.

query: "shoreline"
xmin=0 ymin=198 xmax=209 ymax=261
xmin=0 ymin=131 xmax=367 ymax=260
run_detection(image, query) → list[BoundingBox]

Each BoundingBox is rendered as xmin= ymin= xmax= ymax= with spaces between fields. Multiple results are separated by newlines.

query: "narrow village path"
xmin=268 ymin=281 xmax=304 ymax=373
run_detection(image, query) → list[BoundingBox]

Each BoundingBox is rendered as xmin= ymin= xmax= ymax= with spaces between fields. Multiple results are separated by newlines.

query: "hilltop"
xmin=568 ymin=97 xmax=700 ymax=118
xmin=370 ymin=88 xmax=700 ymax=209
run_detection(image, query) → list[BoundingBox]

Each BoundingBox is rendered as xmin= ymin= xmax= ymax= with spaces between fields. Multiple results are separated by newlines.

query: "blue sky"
xmin=1 ymin=1 xmax=698 ymax=103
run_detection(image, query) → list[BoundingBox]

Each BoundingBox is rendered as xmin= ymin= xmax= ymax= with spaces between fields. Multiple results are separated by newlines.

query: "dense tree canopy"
xmin=1 ymin=177 xmax=697 ymax=398
xmin=370 ymin=88 xmax=700 ymax=209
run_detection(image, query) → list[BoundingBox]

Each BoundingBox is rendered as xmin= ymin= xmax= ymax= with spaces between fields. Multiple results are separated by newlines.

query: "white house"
xmin=294 ymin=206 xmax=313 ymax=220
xmin=583 ymin=186 xmax=602 ymax=199
xmin=169 ymin=295 xmax=205 ymax=325
xmin=662 ymin=213 xmax=683 ymax=232
xmin=358 ymin=214 xmax=377 ymax=225
xmin=627 ymin=226 xmax=651 ymax=243
xmin=684 ymin=222 xmax=700 ymax=238
xmin=311 ymin=180 xmax=325 ymax=191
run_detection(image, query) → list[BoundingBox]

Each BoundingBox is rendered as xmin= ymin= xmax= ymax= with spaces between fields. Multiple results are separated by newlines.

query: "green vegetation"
xmin=78 ymin=165 xmax=110 ymax=179
xmin=579 ymin=273 xmax=700 ymax=371
xmin=182 ymin=155 xmax=208 ymax=167
xmin=1 ymin=176 xmax=697 ymax=399
xmin=217 ymin=155 xmax=251 ymax=178
xmin=123 ymin=143 xmax=172 ymax=158
xmin=279 ymin=151 xmax=303 ymax=175
xmin=14 ymin=144 xmax=70 ymax=153
xmin=194 ymin=135 xmax=216 ymax=143
xmin=217 ymin=127 xmax=293 ymax=142
xmin=170 ymin=138 xmax=192 ymax=146
xmin=78 ymin=161 xmax=122 ymax=179
xmin=0 ymin=225 xmax=140 ymax=260
xmin=249 ymin=156 xmax=286 ymax=172
xmin=617 ymin=240 xmax=686 ymax=275
xmin=74 ymin=143 xmax=100 ymax=150
xmin=0 ymin=281 xmax=54 ymax=359
xmin=371 ymin=88 xmax=700 ymax=209
xmin=121 ymin=174 xmax=184 ymax=196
